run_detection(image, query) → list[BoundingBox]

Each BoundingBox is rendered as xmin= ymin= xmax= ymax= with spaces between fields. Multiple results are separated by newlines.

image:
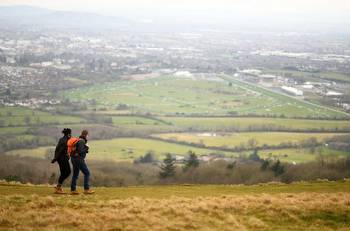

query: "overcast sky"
xmin=1 ymin=0 xmax=350 ymax=24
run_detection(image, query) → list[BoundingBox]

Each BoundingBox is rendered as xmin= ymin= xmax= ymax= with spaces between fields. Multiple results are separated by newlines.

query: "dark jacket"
xmin=75 ymin=137 xmax=89 ymax=159
xmin=54 ymin=136 xmax=70 ymax=161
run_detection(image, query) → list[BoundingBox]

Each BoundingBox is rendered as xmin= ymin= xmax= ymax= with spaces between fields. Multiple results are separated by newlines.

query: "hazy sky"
xmin=1 ymin=0 xmax=350 ymax=24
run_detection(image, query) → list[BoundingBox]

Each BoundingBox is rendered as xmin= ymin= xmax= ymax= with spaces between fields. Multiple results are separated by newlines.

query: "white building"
xmin=302 ymin=84 xmax=314 ymax=89
xmin=240 ymin=69 xmax=262 ymax=76
xmin=326 ymin=91 xmax=343 ymax=96
xmin=281 ymin=86 xmax=303 ymax=96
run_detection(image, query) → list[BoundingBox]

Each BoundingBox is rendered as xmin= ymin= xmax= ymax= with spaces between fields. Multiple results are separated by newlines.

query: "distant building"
xmin=174 ymin=71 xmax=193 ymax=78
xmin=258 ymin=74 xmax=277 ymax=85
xmin=301 ymin=84 xmax=314 ymax=89
xmin=240 ymin=69 xmax=262 ymax=76
xmin=197 ymin=133 xmax=217 ymax=137
xmin=281 ymin=86 xmax=303 ymax=96
xmin=326 ymin=91 xmax=343 ymax=96
xmin=41 ymin=61 xmax=53 ymax=67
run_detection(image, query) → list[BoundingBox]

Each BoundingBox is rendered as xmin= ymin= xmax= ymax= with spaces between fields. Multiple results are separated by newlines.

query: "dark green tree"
xmin=226 ymin=161 xmax=236 ymax=170
xmin=5 ymin=175 xmax=21 ymax=182
xmin=260 ymin=159 xmax=270 ymax=170
xmin=271 ymin=159 xmax=285 ymax=176
xmin=159 ymin=153 xmax=176 ymax=178
xmin=135 ymin=151 xmax=157 ymax=164
xmin=184 ymin=150 xmax=199 ymax=171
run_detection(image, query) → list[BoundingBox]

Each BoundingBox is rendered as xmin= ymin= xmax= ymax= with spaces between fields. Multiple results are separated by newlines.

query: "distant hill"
xmin=0 ymin=5 xmax=131 ymax=30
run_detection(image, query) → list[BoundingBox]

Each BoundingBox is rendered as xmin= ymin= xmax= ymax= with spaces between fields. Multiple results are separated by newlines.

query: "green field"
xmin=1 ymin=181 xmax=350 ymax=230
xmin=159 ymin=117 xmax=350 ymax=131
xmin=222 ymin=75 xmax=348 ymax=118
xmin=5 ymin=146 xmax=54 ymax=159
xmin=257 ymin=148 xmax=350 ymax=163
xmin=2 ymin=76 xmax=349 ymax=165
xmin=153 ymin=132 xmax=346 ymax=149
xmin=0 ymin=126 xmax=29 ymax=135
xmin=111 ymin=116 xmax=168 ymax=126
xmin=6 ymin=136 xmax=348 ymax=163
xmin=63 ymin=75 xmax=348 ymax=118
xmin=0 ymin=106 xmax=86 ymax=126
xmin=5 ymin=138 xmax=236 ymax=161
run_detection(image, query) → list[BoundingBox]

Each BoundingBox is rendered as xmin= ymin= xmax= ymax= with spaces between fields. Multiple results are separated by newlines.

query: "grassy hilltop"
xmin=1 ymin=181 xmax=350 ymax=230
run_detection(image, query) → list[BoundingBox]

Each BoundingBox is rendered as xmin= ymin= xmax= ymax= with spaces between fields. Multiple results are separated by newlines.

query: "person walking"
xmin=70 ymin=130 xmax=94 ymax=194
xmin=52 ymin=128 xmax=72 ymax=194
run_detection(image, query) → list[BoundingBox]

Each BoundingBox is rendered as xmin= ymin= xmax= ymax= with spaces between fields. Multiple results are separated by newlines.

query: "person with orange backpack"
xmin=51 ymin=128 xmax=72 ymax=194
xmin=69 ymin=130 xmax=94 ymax=194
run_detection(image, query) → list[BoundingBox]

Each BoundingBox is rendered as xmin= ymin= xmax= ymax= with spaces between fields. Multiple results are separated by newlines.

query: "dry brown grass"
xmin=1 ymin=191 xmax=350 ymax=231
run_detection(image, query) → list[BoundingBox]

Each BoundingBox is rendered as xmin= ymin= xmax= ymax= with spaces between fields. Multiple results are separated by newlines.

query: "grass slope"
xmin=0 ymin=181 xmax=350 ymax=230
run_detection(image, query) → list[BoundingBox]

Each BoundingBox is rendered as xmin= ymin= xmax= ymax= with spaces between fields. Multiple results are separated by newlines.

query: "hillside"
xmin=1 ymin=181 xmax=350 ymax=230
xmin=0 ymin=5 xmax=130 ymax=30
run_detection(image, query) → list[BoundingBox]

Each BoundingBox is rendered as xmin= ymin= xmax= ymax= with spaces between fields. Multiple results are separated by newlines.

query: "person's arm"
xmin=53 ymin=138 xmax=63 ymax=163
xmin=76 ymin=140 xmax=87 ymax=157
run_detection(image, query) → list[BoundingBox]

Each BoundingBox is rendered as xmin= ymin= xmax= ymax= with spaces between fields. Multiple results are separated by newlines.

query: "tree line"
xmin=1 ymin=152 xmax=349 ymax=186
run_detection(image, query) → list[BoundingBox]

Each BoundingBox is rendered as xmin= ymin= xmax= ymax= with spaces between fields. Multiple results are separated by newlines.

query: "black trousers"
xmin=57 ymin=158 xmax=71 ymax=185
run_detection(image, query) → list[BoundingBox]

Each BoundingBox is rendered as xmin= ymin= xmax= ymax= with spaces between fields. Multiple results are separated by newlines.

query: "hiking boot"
xmin=54 ymin=186 xmax=66 ymax=194
xmin=70 ymin=190 xmax=80 ymax=195
xmin=84 ymin=189 xmax=95 ymax=195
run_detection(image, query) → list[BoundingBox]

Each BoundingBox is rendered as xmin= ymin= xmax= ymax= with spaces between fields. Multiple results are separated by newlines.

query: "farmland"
xmin=5 ymin=138 xmax=237 ymax=161
xmin=0 ymin=181 xmax=350 ymax=230
xmin=0 ymin=106 xmax=86 ymax=127
xmin=63 ymin=75 xmax=348 ymax=118
xmin=1 ymin=74 xmax=350 ymax=164
xmin=153 ymin=132 xmax=346 ymax=149
xmin=158 ymin=116 xmax=350 ymax=132
xmin=6 ymin=137 xmax=349 ymax=163
xmin=257 ymin=148 xmax=350 ymax=163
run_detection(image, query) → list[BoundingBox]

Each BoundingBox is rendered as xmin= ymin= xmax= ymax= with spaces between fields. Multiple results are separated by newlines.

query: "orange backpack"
xmin=67 ymin=137 xmax=80 ymax=156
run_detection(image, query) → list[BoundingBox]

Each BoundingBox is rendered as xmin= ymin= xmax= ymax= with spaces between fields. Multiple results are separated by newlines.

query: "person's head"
xmin=62 ymin=128 xmax=72 ymax=137
xmin=80 ymin=130 xmax=89 ymax=139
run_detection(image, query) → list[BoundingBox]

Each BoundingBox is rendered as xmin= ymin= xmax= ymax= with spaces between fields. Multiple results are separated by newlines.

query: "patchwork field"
xmin=5 ymin=138 xmax=237 ymax=161
xmin=63 ymin=75 xmax=348 ymax=118
xmin=111 ymin=116 xmax=168 ymax=126
xmin=6 ymin=137 xmax=349 ymax=163
xmin=2 ymin=75 xmax=349 ymax=165
xmin=0 ymin=126 xmax=29 ymax=135
xmin=159 ymin=116 xmax=350 ymax=131
xmin=153 ymin=132 xmax=346 ymax=149
xmin=257 ymin=148 xmax=350 ymax=163
xmin=0 ymin=106 xmax=86 ymax=126
xmin=1 ymin=181 xmax=350 ymax=230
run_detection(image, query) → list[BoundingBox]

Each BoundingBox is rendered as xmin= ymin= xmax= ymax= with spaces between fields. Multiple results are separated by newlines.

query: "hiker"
xmin=70 ymin=130 xmax=94 ymax=194
xmin=52 ymin=128 xmax=72 ymax=194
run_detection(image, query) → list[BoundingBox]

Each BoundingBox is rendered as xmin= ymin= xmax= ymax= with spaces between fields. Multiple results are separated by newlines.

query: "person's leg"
xmin=57 ymin=159 xmax=65 ymax=187
xmin=58 ymin=158 xmax=71 ymax=186
xmin=70 ymin=158 xmax=80 ymax=192
xmin=79 ymin=159 xmax=90 ymax=190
